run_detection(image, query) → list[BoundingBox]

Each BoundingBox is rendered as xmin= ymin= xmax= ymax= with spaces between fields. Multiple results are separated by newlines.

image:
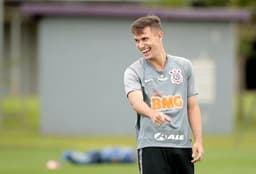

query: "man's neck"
xmin=148 ymin=52 xmax=167 ymax=71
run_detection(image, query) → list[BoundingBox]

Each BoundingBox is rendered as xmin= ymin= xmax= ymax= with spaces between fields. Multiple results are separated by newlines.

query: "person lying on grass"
xmin=60 ymin=146 xmax=136 ymax=165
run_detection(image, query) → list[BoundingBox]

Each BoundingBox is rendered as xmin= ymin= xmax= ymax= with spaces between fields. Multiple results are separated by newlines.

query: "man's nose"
xmin=137 ymin=41 xmax=144 ymax=49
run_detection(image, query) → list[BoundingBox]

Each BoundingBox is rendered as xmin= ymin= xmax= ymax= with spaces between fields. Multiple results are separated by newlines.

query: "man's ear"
xmin=158 ymin=31 xmax=163 ymax=40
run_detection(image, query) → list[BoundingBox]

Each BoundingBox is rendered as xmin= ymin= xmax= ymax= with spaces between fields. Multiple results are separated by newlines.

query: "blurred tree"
xmin=147 ymin=0 xmax=187 ymax=7
xmin=146 ymin=0 xmax=256 ymax=9
xmin=229 ymin=0 xmax=256 ymax=22
xmin=189 ymin=0 xmax=256 ymax=8
xmin=239 ymin=24 xmax=255 ymax=59
xmin=228 ymin=0 xmax=256 ymax=8
xmin=189 ymin=0 xmax=229 ymax=7
xmin=226 ymin=0 xmax=256 ymax=122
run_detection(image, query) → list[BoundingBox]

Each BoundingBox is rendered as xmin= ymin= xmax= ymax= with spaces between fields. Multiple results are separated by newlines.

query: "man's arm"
xmin=188 ymin=95 xmax=204 ymax=163
xmin=127 ymin=90 xmax=170 ymax=126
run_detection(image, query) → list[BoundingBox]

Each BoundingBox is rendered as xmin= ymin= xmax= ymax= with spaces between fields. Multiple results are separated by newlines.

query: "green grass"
xmin=0 ymin=129 xmax=137 ymax=174
xmin=197 ymin=130 xmax=256 ymax=174
xmin=0 ymin=128 xmax=256 ymax=174
xmin=0 ymin=91 xmax=256 ymax=174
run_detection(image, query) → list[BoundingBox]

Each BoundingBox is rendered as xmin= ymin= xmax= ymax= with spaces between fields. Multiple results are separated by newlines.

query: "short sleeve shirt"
xmin=124 ymin=54 xmax=198 ymax=149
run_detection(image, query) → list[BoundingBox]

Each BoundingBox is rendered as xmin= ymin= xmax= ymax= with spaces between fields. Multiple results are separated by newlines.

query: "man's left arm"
xmin=188 ymin=95 xmax=204 ymax=163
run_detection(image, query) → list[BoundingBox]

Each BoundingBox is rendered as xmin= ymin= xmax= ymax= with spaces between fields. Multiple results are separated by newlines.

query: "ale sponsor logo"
xmin=154 ymin=131 xmax=185 ymax=142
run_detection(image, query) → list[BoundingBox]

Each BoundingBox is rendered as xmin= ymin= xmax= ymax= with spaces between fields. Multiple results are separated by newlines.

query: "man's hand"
xmin=151 ymin=112 xmax=171 ymax=126
xmin=127 ymin=90 xmax=171 ymax=126
xmin=191 ymin=142 xmax=204 ymax=163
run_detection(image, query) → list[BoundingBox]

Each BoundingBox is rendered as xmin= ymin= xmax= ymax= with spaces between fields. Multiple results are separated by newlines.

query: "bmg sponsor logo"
xmin=151 ymin=95 xmax=183 ymax=111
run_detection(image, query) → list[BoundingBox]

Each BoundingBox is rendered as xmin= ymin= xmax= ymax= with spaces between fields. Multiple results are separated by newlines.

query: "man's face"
xmin=133 ymin=26 xmax=163 ymax=60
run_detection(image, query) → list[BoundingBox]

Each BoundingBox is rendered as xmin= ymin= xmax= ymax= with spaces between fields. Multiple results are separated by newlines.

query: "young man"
xmin=123 ymin=15 xmax=203 ymax=174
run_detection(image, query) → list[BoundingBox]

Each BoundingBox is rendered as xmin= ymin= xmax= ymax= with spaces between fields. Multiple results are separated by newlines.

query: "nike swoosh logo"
xmin=144 ymin=79 xmax=153 ymax=83
xmin=158 ymin=77 xmax=168 ymax=81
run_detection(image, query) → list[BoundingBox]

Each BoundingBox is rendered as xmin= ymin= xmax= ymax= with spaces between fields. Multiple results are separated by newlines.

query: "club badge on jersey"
xmin=169 ymin=68 xmax=183 ymax=84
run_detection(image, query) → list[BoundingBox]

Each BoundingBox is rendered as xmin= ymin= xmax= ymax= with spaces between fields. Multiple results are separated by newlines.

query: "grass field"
xmin=0 ymin=92 xmax=256 ymax=174
xmin=0 ymin=128 xmax=255 ymax=174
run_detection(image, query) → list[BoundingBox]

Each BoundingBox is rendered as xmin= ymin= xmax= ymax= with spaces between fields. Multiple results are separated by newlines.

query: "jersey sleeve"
xmin=123 ymin=67 xmax=142 ymax=96
xmin=187 ymin=60 xmax=199 ymax=97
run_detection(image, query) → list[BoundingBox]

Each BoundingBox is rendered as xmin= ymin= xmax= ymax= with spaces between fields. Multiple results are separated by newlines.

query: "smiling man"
xmin=123 ymin=15 xmax=204 ymax=174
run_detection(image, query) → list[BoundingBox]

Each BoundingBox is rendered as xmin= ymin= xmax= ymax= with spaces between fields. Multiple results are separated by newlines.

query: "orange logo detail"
xmin=151 ymin=95 xmax=183 ymax=110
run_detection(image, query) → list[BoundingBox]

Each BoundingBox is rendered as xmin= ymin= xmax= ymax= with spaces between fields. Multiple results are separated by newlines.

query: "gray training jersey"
xmin=124 ymin=54 xmax=198 ymax=149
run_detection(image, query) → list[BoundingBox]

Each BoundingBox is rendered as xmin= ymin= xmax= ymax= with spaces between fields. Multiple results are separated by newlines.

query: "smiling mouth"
xmin=141 ymin=47 xmax=151 ymax=55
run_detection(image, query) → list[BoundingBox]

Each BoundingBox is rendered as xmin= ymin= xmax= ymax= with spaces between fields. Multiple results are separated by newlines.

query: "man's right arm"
xmin=127 ymin=90 xmax=170 ymax=126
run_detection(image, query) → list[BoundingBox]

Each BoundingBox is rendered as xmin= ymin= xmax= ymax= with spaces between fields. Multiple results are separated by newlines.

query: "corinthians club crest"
xmin=169 ymin=68 xmax=183 ymax=84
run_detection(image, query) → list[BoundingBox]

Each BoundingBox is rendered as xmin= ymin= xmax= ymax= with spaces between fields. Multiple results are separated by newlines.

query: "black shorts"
xmin=138 ymin=147 xmax=194 ymax=174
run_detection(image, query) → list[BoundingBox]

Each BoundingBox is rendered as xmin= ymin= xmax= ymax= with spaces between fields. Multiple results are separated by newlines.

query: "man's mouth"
xmin=141 ymin=47 xmax=151 ymax=55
